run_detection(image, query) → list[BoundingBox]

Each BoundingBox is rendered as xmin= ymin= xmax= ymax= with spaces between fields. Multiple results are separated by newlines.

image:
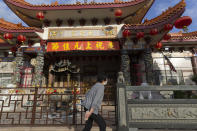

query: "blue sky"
xmin=0 ymin=0 xmax=196 ymax=32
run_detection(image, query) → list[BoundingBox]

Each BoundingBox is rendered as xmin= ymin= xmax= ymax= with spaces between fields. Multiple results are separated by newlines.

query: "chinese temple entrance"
xmin=44 ymin=51 xmax=120 ymax=126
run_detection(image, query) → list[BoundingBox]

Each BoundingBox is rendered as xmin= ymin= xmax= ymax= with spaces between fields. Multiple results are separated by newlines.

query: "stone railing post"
xmin=117 ymin=83 xmax=129 ymax=131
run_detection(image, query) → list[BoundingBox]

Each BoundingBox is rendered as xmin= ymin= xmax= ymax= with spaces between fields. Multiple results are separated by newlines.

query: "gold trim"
xmin=48 ymin=27 xmax=117 ymax=40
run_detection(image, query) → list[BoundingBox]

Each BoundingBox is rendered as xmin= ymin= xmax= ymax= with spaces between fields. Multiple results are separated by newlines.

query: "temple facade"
xmin=0 ymin=0 xmax=196 ymax=129
xmin=1 ymin=0 xmax=195 ymax=87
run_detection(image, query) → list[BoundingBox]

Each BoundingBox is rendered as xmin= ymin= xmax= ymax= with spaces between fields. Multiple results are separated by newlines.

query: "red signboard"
xmin=47 ymin=41 xmax=119 ymax=52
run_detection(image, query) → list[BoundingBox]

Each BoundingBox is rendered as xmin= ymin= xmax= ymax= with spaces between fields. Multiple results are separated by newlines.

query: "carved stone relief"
xmin=11 ymin=51 xmax=24 ymax=85
xmin=128 ymin=104 xmax=197 ymax=122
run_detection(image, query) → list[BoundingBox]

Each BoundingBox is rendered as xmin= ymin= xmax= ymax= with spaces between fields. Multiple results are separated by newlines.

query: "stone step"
xmin=0 ymin=126 xmax=116 ymax=131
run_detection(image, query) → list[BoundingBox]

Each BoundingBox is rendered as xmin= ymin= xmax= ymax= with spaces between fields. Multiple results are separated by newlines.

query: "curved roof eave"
xmin=4 ymin=0 xmax=148 ymax=10
xmin=162 ymin=31 xmax=197 ymax=42
xmin=0 ymin=28 xmax=43 ymax=33
xmin=123 ymin=0 xmax=186 ymax=30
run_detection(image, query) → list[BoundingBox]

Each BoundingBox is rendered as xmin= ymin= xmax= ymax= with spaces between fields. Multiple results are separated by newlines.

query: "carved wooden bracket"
xmin=144 ymin=37 xmax=152 ymax=45
xmin=43 ymin=19 xmax=51 ymax=27
xmin=79 ymin=18 xmax=86 ymax=26
xmin=115 ymin=17 xmax=122 ymax=25
xmin=56 ymin=19 xmax=63 ymax=27
xmin=91 ymin=18 xmax=98 ymax=25
xmin=67 ymin=19 xmax=75 ymax=26
xmin=132 ymin=37 xmax=138 ymax=45
xmin=104 ymin=17 xmax=111 ymax=25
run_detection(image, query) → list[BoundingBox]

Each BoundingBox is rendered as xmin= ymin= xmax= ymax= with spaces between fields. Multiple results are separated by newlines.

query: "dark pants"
xmin=83 ymin=108 xmax=106 ymax=131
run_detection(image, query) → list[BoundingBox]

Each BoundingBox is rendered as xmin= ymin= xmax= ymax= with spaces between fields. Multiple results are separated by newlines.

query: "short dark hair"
xmin=97 ymin=73 xmax=107 ymax=83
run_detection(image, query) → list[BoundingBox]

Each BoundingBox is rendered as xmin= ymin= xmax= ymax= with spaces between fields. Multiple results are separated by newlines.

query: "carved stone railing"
xmin=117 ymin=84 xmax=197 ymax=131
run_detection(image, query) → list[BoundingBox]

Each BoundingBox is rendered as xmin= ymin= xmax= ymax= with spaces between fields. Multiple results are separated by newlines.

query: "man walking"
xmin=82 ymin=74 xmax=107 ymax=131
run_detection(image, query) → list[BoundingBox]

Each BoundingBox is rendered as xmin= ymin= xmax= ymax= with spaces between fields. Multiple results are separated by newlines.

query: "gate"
xmin=0 ymin=80 xmax=117 ymax=126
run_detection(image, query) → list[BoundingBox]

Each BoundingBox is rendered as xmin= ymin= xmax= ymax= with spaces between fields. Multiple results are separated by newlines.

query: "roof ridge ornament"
xmin=17 ymin=23 xmax=22 ymax=27
xmin=51 ymin=1 xmax=58 ymax=6
xmin=0 ymin=18 xmax=4 ymax=21
xmin=114 ymin=0 xmax=119 ymax=3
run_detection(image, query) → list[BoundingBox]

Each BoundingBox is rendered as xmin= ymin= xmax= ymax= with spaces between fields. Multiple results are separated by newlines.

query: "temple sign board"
xmin=47 ymin=41 xmax=120 ymax=52
xmin=48 ymin=27 xmax=117 ymax=40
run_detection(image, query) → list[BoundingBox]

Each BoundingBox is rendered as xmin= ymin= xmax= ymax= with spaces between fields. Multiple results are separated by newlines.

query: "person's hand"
xmin=84 ymin=111 xmax=91 ymax=121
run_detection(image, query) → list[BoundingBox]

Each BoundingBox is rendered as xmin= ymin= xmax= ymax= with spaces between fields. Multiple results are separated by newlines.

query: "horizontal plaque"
xmin=48 ymin=27 xmax=117 ymax=40
xmin=47 ymin=41 xmax=119 ymax=52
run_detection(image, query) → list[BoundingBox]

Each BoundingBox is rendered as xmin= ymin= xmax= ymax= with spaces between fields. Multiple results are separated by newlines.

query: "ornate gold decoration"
xmin=30 ymin=58 xmax=37 ymax=66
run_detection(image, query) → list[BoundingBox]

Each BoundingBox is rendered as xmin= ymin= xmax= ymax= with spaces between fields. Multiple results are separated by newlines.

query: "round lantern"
xmin=174 ymin=16 xmax=192 ymax=29
xmin=150 ymin=28 xmax=158 ymax=35
xmin=164 ymin=24 xmax=173 ymax=31
xmin=155 ymin=42 xmax=162 ymax=49
xmin=36 ymin=11 xmax=44 ymax=20
xmin=136 ymin=32 xmax=144 ymax=39
xmin=163 ymin=34 xmax=171 ymax=40
xmin=17 ymin=35 xmax=26 ymax=43
xmin=114 ymin=9 xmax=123 ymax=17
xmin=3 ymin=33 xmax=13 ymax=40
xmin=122 ymin=30 xmax=131 ymax=38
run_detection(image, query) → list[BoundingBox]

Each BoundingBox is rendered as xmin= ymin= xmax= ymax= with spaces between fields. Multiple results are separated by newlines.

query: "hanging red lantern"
xmin=163 ymin=34 xmax=171 ymax=40
xmin=164 ymin=24 xmax=173 ymax=31
xmin=3 ymin=33 xmax=13 ymax=40
xmin=36 ymin=11 xmax=44 ymax=20
xmin=174 ymin=16 xmax=192 ymax=29
xmin=17 ymin=35 xmax=26 ymax=43
xmin=136 ymin=32 xmax=144 ymax=39
xmin=114 ymin=9 xmax=123 ymax=17
xmin=150 ymin=28 xmax=158 ymax=35
xmin=155 ymin=42 xmax=162 ymax=49
xmin=122 ymin=30 xmax=131 ymax=38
